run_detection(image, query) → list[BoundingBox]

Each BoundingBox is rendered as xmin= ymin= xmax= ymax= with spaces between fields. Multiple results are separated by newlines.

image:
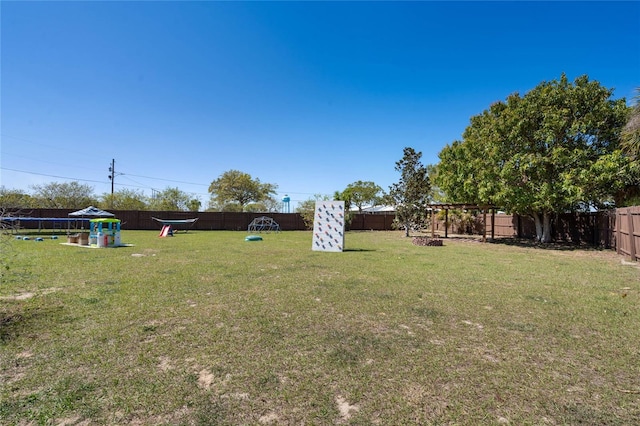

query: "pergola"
xmin=427 ymin=203 xmax=498 ymax=242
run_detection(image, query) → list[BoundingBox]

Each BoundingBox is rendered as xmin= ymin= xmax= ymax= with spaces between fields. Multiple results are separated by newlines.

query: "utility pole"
xmin=108 ymin=159 xmax=116 ymax=207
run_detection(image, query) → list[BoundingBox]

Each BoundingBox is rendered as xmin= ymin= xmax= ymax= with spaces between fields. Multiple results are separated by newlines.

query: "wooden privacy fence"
xmin=3 ymin=207 xmax=639 ymax=259
xmin=88 ymin=210 xmax=307 ymax=232
xmin=616 ymin=206 xmax=640 ymax=261
xmin=430 ymin=210 xmax=622 ymax=250
xmin=2 ymin=209 xmax=393 ymax=232
xmin=0 ymin=209 xmax=291 ymax=231
xmin=349 ymin=213 xmax=396 ymax=231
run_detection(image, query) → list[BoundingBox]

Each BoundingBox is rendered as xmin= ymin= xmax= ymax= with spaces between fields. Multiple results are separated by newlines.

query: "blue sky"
xmin=2 ymin=1 xmax=639 ymax=210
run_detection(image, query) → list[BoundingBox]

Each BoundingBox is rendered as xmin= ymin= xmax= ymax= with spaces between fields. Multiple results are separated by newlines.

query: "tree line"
xmin=2 ymin=75 xmax=639 ymax=243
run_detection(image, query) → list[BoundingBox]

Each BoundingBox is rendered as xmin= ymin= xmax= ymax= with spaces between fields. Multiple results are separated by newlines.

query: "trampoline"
xmin=2 ymin=217 xmax=90 ymax=233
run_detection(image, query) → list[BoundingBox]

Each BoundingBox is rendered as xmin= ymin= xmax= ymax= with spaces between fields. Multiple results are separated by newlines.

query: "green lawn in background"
xmin=1 ymin=230 xmax=639 ymax=425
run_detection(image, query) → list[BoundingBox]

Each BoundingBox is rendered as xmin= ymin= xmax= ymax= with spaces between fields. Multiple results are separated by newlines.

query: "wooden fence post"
xmin=491 ymin=209 xmax=495 ymax=241
xmin=431 ymin=209 xmax=436 ymax=238
xmin=628 ymin=208 xmax=636 ymax=261
xmin=616 ymin=209 xmax=622 ymax=256
xmin=445 ymin=209 xmax=449 ymax=238
xmin=482 ymin=209 xmax=487 ymax=243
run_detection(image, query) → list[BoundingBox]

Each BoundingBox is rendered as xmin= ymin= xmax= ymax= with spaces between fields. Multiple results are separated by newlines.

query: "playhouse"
xmin=89 ymin=218 xmax=122 ymax=247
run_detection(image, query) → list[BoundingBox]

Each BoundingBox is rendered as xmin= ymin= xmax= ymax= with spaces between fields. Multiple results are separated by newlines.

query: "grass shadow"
xmin=486 ymin=237 xmax=610 ymax=252
xmin=0 ymin=302 xmax=65 ymax=343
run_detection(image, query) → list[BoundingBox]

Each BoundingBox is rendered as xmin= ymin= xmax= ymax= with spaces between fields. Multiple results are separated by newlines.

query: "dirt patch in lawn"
xmin=0 ymin=287 xmax=61 ymax=301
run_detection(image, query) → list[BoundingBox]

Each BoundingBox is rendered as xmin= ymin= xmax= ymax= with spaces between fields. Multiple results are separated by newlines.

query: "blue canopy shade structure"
xmin=67 ymin=206 xmax=115 ymax=231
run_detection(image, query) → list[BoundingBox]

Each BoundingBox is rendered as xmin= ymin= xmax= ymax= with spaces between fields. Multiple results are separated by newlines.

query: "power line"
xmin=0 ymin=166 xmax=201 ymax=190
xmin=2 ymin=134 xmax=319 ymax=197
xmin=1 ymin=166 xmax=319 ymax=198
xmin=2 ymin=134 xmax=209 ymax=186
xmin=122 ymin=172 xmax=209 ymax=187
xmin=118 ymin=175 xmax=210 ymax=198
xmin=1 ymin=167 xmax=110 ymax=185
xmin=1 ymin=133 xmax=61 ymax=148
xmin=1 ymin=167 xmax=150 ymax=192
xmin=1 ymin=152 xmax=97 ymax=172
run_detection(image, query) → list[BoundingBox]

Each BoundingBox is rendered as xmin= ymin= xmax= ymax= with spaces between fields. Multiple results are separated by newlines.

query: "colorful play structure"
xmin=159 ymin=225 xmax=173 ymax=237
xmin=312 ymin=201 xmax=345 ymax=252
xmin=89 ymin=218 xmax=122 ymax=247
xmin=3 ymin=206 xmax=125 ymax=248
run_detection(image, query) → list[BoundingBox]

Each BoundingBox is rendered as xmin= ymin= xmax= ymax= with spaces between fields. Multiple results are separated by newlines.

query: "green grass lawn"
xmin=1 ymin=230 xmax=639 ymax=425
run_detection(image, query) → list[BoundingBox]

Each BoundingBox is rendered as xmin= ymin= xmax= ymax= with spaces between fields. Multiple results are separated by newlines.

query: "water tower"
xmin=282 ymin=195 xmax=291 ymax=213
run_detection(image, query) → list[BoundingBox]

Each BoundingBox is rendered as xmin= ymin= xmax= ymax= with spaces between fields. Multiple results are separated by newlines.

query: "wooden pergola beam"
xmin=427 ymin=203 xmax=498 ymax=243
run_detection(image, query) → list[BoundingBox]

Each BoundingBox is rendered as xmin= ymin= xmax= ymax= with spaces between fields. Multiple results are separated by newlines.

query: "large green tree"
xmin=435 ymin=74 xmax=632 ymax=243
xmin=339 ymin=180 xmax=384 ymax=213
xmin=148 ymin=187 xmax=193 ymax=211
xmin=0 ymin=187 xmax=34 ymax=209
xmin=244 ymin=196 xmax=279 ymax=213
xmin=100 ymin=188 xmax=149 ymax=210
xmin=297 ymin=194 xmax=330 ymax=230
xmin=621 ymin=87 xmax=640 ymax=160
xmin=208 ymin=170 xmax=277 ymax=211
xmin=619 ymin=88 xmax=640 ymax=205
xmin=30 ymin=181 xmax=97 ymax=209
xmin=186 ymin=198 xmax=202 ymax=212
xmin=388 ymin=147 xmax=431 ymax=237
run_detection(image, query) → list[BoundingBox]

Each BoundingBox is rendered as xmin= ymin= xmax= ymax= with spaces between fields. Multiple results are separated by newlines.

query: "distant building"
xmin=349 ymin=205 xmax=395 ymax=214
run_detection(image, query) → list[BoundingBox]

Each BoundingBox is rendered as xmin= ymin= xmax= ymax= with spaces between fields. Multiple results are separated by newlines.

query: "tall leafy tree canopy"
xmin=619 ymin=88 xmax=640 ymax=205
xmin=621 ymin=87 xmax=640 ymax=160
xmin=30 ymin=181 xmax=97 ymax=209
xmin=435 ymin=74 xmax=633 ymax=243
xmin=148 ymin=187 xmax=193 ymax=211
xmin=186 ymin=198 xmax=202 ymax=212
xmin=339 ymin=180 xmax=384 ymax=213
xmin=208 ymin=170 xmax=277 ymax=211
xmin=388 ymin=147 xmax=431 ymax=237
xmin=297 ymin=194 xmax=330 ymax=230
xmin=100 ymin=188 xmax=148 ymax=210
xmin=0 ymin=187 xmax=34 ymax=209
